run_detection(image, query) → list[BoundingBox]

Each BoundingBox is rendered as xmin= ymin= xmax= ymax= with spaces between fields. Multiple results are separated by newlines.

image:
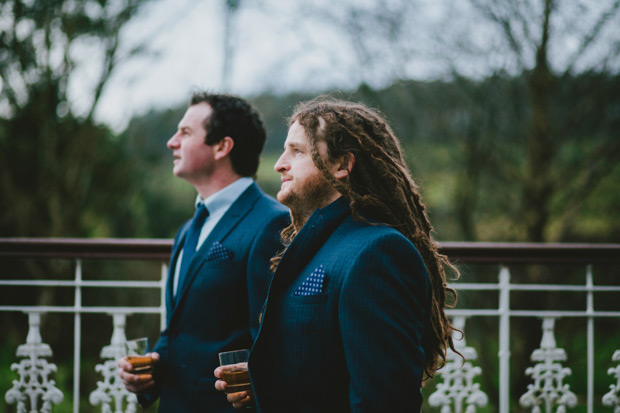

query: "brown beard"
xmin=278 ymin=172 xmax=336 ymax=231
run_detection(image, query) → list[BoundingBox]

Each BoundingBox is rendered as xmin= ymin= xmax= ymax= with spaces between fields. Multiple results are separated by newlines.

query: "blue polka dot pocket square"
xmin=294 ymin=265 xmax=326 ymax=296
xmin=206 ymin=241 xmax=234 ymax=262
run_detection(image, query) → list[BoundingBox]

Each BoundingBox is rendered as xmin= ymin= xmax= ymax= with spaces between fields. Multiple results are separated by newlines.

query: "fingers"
xmin=230 ymin=361 xmax=248 ymax=370
xmin=119 ymin=368 xmax=155 ymax=393
xmin=118 ymin=353 xmax=160 ymax=369
xmin=216 ymin=362 xmax=248 ymax=375
xmin=229 ymin=391 xmax=253 ymax=409
xmin=214 ymin=375 xmax=254 ymax=409
xmin=118 ymin=356 xmax=134 ymax=371
xmin=227 ymin=391 xmax=248 ymax=403
xmin=214 ymin=379 xmax=227 ymax=392
xmin=118 ymin=355 xmax=157 ymax=394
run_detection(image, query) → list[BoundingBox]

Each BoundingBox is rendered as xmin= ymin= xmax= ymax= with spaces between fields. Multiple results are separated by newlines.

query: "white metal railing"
xmin=1 ymin=238 xmax=170 ymax=413
xmin=0 ymin=257 xmax=167 ymax=413
xmin=435 ymin=264 xmax=620 ymax=413
xmin=1 ymin=239 xmax=619 ymax=413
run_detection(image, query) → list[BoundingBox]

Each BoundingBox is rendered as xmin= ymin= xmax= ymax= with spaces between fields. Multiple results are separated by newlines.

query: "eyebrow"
xmin=284 ymin=140 xmax=306 ymax=150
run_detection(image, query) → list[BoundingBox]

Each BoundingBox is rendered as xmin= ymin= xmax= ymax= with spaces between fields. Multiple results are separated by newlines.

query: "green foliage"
xmin=3 ymin=1 xmax=616 ymax=243
xmin=0 ymin=0 xmax=150 ymax=237
xmin=347 ymin=75 xmax=620 ymax=242
xmin=0 ymin=340 xmax=16 ymax=413
xmin=252 ymin=92 xmax=319 ymax=152
xmin=0 ymin=94 xmax=142 ymax=237
xmin=118 ymin=107 xmax=196 ymax=237
xmin=112 ymin=73 xmax=620 ymax=242
xmin=0 ymin=0 xmax=144 ymax=118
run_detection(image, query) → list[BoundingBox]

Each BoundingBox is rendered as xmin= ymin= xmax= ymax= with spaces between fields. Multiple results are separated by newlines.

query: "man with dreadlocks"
xmin=215 ymin=97 xmax=459 ymax=411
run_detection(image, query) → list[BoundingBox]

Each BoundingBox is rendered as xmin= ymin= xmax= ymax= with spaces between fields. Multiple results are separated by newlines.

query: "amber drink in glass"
xmin=219 ymin=349 xmax=252 ymax=393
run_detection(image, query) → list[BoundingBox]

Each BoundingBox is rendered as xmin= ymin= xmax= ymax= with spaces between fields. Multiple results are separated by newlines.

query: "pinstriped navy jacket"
xmin=250 ymin=197 xmax=430 ymax=412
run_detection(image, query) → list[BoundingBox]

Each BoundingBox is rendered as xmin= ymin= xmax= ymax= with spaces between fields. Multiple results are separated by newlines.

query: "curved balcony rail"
xmin=1 ymin=238 xmax=619 ymax=413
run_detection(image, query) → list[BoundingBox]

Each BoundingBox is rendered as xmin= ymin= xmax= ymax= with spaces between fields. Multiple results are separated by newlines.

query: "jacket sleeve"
xmin=136 ymin=334 xmax=167 ymax=407
xmin=338 ymin=233 xmax=430 ymax=412
xmin=137 ymin=224 xmax=184 ymax=408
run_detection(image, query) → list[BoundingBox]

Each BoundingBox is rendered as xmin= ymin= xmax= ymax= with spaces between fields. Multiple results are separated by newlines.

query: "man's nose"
xmin=274 ymin=154 xmax=288 ymax=172
xmin=167 ymin=133 xmax=178 ymax=149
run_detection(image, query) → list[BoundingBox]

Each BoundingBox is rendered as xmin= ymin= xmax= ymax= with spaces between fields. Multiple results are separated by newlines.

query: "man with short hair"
xmin=119 ymin=92 xmax=288 ymax=412
xmin=216 ymin=97 xmax=460 ymax=411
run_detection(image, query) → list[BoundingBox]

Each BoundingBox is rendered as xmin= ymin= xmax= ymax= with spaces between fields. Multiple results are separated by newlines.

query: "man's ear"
xmin=213 ymin=137 xmax=234 ymax=160
xmin=333 ymin=153 xmax=355 ymax=180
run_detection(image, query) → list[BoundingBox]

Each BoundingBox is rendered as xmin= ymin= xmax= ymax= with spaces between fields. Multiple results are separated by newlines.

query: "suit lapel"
xmin=170 ymin=183 xmax=262 ymax=319
xmin=166 ymin=228 xmax=187 ymax=322
xmin=267 ymin=197 xmax=350 ymax=299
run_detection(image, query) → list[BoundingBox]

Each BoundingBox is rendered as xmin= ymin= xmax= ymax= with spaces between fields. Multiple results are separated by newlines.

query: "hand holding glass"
xmin=125 ymin=337 xmax=153 ymax=375
xmin=218 ymin=349 xmax=252 ymax=394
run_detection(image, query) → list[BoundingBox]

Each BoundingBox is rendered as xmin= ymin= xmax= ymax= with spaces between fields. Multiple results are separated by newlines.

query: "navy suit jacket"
xmin=141 ymin=182 xmax=289 ymax=412
xmin=250 ymin=197 xmax=430 ymax=412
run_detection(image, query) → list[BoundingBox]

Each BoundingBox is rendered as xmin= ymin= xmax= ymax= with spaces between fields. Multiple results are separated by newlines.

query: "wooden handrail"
xmin=0 ymin=238 xmax=172 ymax=260
xmin=438 ymin=242 xmax=620 ymax=264
xmin=1 ymin=238 xmax=619 ymax=264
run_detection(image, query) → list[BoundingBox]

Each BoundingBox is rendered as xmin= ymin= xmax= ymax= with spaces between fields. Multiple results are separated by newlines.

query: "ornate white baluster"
xmin=428 ymin=316 xmax=488 ymax=413
xmin=519 ymin=317 xmax=577 ymax=413
xmin=602 ymin=350 xmax=620 ymax=413
xmin=89 ymin=313 xmax=138 ymax=413
xmin=4 ymin=312 xmax=63 ymax=413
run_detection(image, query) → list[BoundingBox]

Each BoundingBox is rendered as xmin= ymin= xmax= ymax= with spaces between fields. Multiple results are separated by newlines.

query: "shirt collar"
xmin=194 ymin=177 xmax=254 ymax=215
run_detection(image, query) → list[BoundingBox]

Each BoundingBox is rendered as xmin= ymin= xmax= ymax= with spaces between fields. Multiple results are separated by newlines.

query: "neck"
xmin=192 ymin=169 xmax=244 ymax=199
xmin=289 ymin=193 xmax=342 ymax=232
xmin=290 ymin=210 xmax=311 ymax=233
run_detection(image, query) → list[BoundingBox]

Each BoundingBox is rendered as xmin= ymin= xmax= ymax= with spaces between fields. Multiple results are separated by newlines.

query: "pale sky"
xmin=87 ymin=0 xmax=363 ymax=130
xmin=71 ymin=0 xmax=619 ymax=132
xmin=79 ymin=0 xmax=448 ymax=131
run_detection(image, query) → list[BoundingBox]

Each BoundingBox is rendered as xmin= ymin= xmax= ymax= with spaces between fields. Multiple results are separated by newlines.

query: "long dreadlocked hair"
xmin=271 ymin=96 xmax=461 ymax=379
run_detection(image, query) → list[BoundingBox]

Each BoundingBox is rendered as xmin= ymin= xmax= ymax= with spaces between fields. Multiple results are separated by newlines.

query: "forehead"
xmin=180 ymin=102 xmax=212 ymax=129
xmin=284 ymin=120 xmax=331 ymax=160
xmin=285 ymin=120 xmax=312 ymax=148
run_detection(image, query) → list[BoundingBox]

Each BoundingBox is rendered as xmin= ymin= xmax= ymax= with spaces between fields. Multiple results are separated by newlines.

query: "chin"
xmin=276 ymin=191 xmax=289 ymax=206
xmin=277 ymin=190 xmax=296 ymax=208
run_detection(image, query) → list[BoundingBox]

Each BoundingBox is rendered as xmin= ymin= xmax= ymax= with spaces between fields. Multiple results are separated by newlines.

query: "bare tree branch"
xmin=469 ymin=0 xmax=527 ymax=68
xmin=564 ymin=0 xmax=620 ymax=75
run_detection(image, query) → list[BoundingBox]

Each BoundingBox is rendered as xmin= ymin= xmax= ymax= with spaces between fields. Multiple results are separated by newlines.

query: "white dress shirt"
xmin=172 ymin=177 xmax=253 ymax=297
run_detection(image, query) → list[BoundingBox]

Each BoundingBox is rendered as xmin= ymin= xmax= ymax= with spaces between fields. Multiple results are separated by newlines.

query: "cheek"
xmin=301 ymin=163 xmax=321 ymax=181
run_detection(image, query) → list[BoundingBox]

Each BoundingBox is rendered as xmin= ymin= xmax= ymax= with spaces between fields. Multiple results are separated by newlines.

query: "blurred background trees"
xmin=0 ymin=0 xmax=149 ymax=238
xmin=0 ymin=1 xmax=619 ymax=410
xmin=438 ymin=0 xmax=620 ymax=242
xmin=2 ymin=0 xmax=618 ymax=242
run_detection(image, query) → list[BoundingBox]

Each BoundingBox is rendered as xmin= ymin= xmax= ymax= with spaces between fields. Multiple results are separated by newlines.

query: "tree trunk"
xmin=522 ymin=0 xmax=555 ymax=242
